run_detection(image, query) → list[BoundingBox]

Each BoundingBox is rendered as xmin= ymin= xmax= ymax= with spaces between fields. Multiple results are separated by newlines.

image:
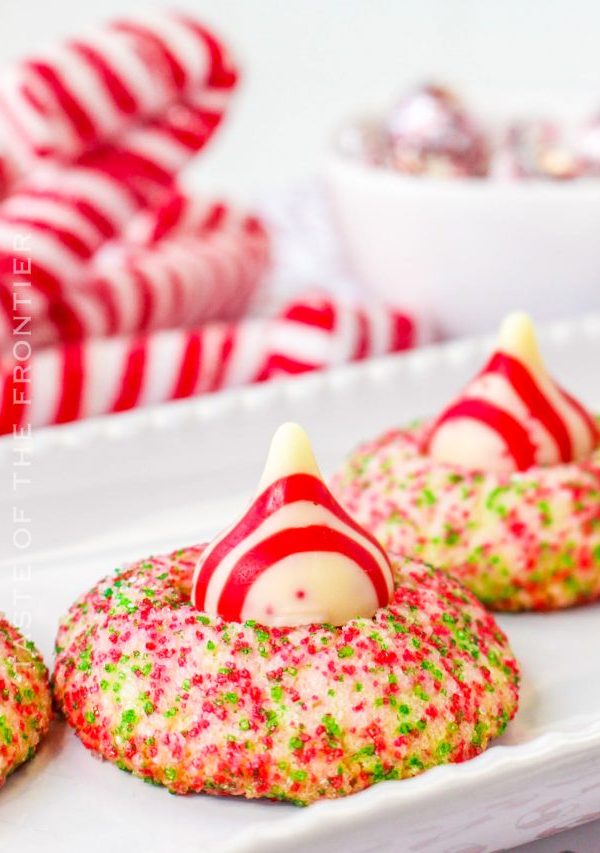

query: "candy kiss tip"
xmin=497 ymin=311 xmax=544 ymax=371
xmin=257 ymin=422 xmax=322 ymax=491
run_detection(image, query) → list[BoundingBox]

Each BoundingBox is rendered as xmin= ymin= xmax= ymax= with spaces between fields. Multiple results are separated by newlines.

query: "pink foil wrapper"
xmin=386 ymin=84 xmax=489 ymax=178
xmin=495 ymin=120 xmax=580 ymax=181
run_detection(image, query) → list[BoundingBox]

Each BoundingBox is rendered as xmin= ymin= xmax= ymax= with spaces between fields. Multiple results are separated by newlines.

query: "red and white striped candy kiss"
xmin=191 ymin=423 xmax=394 ymax=626
xmin=425 ymin=312 xmax=599 ymax=473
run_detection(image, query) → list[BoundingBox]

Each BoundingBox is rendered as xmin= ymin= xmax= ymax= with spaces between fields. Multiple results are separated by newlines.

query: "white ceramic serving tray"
xmin=1 ymin=315 xmax=600 ymax=853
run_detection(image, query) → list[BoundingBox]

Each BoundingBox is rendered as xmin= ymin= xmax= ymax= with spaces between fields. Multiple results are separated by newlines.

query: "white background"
xmin=1 ymin=2 xmax=600 ymax=851
xmin=2 ymin=0 xmax=600 ymax=197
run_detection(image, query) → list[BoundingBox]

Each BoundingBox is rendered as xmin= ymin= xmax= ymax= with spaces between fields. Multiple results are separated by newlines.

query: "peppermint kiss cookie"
xmin=53 ymin=425 xmax=519 ymax=803
xmin=334 ymin=314 xmax=600 ymax=611
xmin=0 ymin=616 xmax=51 ymax=786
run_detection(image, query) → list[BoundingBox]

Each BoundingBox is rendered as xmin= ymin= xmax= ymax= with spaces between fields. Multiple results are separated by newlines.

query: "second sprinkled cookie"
xmin=333 ymin=313 xmax=600 ymax=611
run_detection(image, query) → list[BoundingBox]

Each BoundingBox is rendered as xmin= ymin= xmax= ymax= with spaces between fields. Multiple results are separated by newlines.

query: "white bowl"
xmin=326 ymin=153 xmax=600 ymax=337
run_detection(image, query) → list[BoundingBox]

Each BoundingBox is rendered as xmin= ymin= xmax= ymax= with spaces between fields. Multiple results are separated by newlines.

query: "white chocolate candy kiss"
xmin=426 ymin=313 xmax=599 ymax=473
xmin=191 ymin=423 xmax=394 ymax=626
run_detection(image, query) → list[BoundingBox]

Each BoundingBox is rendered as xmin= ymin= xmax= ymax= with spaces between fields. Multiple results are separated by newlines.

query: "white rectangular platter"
xmin=1 ymin=314 xmax=600 ymax=853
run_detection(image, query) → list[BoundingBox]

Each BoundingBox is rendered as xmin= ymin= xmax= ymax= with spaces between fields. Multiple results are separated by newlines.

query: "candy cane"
xmin=0 ymin=87 xmax=240 ymax=351
xmin=4 ymin=194 xmax=269 ymax=348
xmin=0 ymin=12 xmax=237 ymax=191
xmin=0 ymin=294 xmax=417 ymax=433
xmin=37 ymin=202 xmax=270 ymax=347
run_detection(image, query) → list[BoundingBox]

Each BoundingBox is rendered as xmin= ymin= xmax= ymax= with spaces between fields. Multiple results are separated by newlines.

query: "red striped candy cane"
xmin=0 ymin=89 xmax=241 ymax=351
xmin=254 ymin=293 xmax=416 ymax=378
xmin=39 ymin=202 xmax=270 ymax=346
xmin=0 ymin=294 xmax=418 ymax=434
xmin=0 ymin=12 xmax=237 ymax=190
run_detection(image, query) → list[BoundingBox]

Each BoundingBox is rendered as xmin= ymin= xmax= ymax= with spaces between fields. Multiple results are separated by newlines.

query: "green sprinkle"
xmin=445 ymin=529 xmax=460 ymax=546
xmin=265 ymin=709 xmax=279 ymax=730
xmin=353 ymin=744 xmax=375 ymax=759
xmin=371 ymin=762 xmax=400 ymax=783
xmin=291 ymin=769 xmax=307 ymax=782
xmin=421 ymin=660 xmax=444 ymax=681
xmin=471 ymin=721 xmax=488 ymax=747
xmin=78 ymin=647 xmax=92 ymax=672
xmin=322 ymin=714 xmax=341 ymax=739
xmin=486 ymin=486 xmax=509 ymax=516
xmin=121 ymin=709 xmax=137 ymax=725
xmin=337 ymin=645 xmax=354 ymax=659
xmin=538 ymin=500 xmax=553 ymax=526
xmin=114 ymin=592 xmax=137 ymax=614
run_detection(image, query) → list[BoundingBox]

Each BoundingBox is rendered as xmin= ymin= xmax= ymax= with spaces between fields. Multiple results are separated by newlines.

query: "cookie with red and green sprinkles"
xmin=332 ymin=424 xmax=600 ymax=611
xmin=0 ymin=616 xmax=52 ymax=786
xmin=53 ymin=545 xmax=518 ymax=804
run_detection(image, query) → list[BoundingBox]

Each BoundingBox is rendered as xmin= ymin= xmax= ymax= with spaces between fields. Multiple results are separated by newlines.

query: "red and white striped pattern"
xmin=191 ymin=470 xmax=393 ymax=624
xmin=20 ymin=197 xmax=269 ymax=348
xmin=0 ymin=294 xmax=417 ymax=434
xmin=0 ymin=12 xmax=237 ymax=190
xmin=191 ymin=421 xmax=394 ymax=625
xmin=0 ymin=17 xmax=424 ymax=442
xmin=0 ymin=98 xmax=239 ymax=348
xmin=0 ymin=13 xmax=239 ymax=351
xmin=252 ymin=293 xmax=415 ymax=379
xmin=426 ymin=349 xmax=599 ymax=473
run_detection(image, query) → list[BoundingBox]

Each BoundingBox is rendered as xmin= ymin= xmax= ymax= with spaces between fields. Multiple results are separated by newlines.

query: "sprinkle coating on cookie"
xmin=0 ymin=616 xmax=52 ymax=786
xmin=333 ymin=424 xmax=600 ymax=611
xmin=53 ymin=545 xmax=518 ymax=804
